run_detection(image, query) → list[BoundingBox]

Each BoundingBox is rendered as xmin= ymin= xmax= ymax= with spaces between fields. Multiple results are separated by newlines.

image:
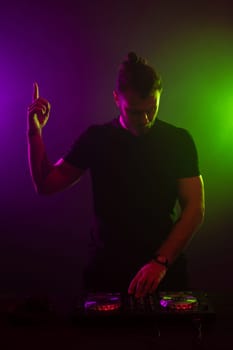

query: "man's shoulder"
xmin=155 ymin=119 xmax=184 ymax=132
xmin=83 ymin=118 xmax=120 ymax=136
xmin=85 ymin=118 xmax=118 ymax=131
xmin=155 ymin=119 xmax=191 ymax=139
xmin=74 ymin=119 xmax=119 ymax=144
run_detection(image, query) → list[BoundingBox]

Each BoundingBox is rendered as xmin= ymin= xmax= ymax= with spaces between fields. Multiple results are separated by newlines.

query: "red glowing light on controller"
xmin=96 ymin=303 xmax=121 ymax=311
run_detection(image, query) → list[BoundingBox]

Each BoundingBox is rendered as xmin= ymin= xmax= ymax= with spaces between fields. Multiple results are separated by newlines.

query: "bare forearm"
xmin=27 ymin=131 xmax=53 ymax=193
xmin=156 ymin=206 xmax=204 ymax=265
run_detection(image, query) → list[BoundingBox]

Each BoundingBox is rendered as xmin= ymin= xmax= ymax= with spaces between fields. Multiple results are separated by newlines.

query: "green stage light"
xmin=158 ymin=25 xmax=233 ymax=216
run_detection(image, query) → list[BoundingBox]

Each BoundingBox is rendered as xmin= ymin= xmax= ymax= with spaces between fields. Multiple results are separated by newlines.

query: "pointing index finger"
xmin=33 ymin=81 xmax=39 ymax=102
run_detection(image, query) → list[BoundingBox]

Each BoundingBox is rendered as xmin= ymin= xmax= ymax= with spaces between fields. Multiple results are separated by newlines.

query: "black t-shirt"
xmin=64 ymin=117 xmax=200 ymax=260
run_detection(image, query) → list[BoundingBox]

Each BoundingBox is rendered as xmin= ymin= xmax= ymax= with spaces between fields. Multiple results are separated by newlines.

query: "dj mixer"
xmin=72 ymin=290 xmax=216 ymax=326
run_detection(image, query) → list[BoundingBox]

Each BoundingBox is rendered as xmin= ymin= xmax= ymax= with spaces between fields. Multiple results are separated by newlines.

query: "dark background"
xmin=0 ymin=0 xmax=233 ymax=312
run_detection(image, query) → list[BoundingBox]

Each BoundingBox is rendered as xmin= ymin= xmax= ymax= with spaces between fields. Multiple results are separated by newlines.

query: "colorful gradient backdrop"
xmin=0 ymin=0 xmax=232 ymax=308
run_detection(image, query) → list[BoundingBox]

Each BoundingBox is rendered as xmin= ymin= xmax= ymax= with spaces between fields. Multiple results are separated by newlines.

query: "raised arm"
xmin=27 ymin=82 xmax=84 ymax=195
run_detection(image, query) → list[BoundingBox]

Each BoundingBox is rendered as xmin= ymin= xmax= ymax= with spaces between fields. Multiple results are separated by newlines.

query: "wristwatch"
xmin=153 ymin=254 xmax=169 ymax=268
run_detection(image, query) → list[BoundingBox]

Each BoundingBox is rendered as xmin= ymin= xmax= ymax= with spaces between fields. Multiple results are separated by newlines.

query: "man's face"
xmin=113 ymin=89 xmax=161 ymax=136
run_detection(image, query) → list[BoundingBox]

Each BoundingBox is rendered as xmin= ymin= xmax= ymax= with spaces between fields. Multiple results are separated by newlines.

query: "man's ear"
xmin=113 ymin=90 xmax=120 ymax=107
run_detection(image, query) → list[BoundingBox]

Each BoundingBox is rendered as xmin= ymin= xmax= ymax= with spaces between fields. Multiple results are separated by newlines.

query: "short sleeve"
xmin=63 ymin=127 xmax=94 ymax=170
xmin=175 ymin=128 xmax=200 ymax=178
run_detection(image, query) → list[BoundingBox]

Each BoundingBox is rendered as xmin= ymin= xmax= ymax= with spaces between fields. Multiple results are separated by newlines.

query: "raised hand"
xmin=27 ymin=82 xmax=51 ymax=133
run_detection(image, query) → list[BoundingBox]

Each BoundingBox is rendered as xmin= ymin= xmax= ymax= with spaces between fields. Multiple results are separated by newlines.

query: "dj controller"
xmin=1 ymin=290 xmax=218 ymax=346
xmin=72 ymin=290 xmax=216 ymax=326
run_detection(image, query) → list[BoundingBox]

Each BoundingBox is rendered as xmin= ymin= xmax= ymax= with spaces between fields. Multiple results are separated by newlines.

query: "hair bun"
xmin=127 ymin=52 xmax=138 ymax=63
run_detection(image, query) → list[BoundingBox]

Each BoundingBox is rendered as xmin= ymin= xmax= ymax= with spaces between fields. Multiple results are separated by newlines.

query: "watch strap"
xmin=153 ymin=254 xmax=169 ymax=268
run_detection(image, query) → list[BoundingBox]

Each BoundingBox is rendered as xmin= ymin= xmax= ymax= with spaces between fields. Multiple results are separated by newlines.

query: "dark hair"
xmin=116 ymin=52 xmax=162 ymax=98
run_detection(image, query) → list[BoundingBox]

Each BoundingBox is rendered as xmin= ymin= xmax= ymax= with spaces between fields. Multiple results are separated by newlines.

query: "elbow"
xmin=180 ymin=204 xmax=205 ymax=230
xmin=36 ymin=188 xmax=51 ymax=196
xmin=35 ymin=187 xmax=50 ymax=196
xmin=194 ymin=205 xmax=205 ymax=229
xmin=199 ymin=201 xmax=205 ymax=223
xmin=34 ymin=183 xmax=55 ymax=196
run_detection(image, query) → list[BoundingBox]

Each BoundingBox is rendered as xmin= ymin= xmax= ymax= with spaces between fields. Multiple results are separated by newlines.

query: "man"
xmin=27 ymin=52 xmax=204 ymax=298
